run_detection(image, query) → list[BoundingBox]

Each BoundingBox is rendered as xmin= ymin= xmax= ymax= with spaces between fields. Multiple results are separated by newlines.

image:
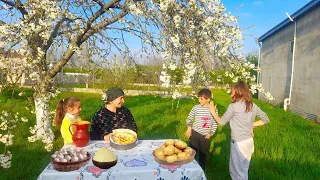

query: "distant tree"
xmin=135 ymin=64 xmax=161 ymax=84
xmin=246 ymin=49 xmax=259 ymax=94
xmin=246 ymin=49 xmax=259 ymax=66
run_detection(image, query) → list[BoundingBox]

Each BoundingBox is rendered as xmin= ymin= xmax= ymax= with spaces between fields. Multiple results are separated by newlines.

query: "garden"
xmin=0 ymin=89 xmax=319 ymax=180
xmin=0 ymin=0 xmax=319 ymax=179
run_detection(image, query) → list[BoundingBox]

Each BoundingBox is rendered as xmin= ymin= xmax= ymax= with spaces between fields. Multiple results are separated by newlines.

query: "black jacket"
xmin=90 ymin=106 xmax=138 ymax=140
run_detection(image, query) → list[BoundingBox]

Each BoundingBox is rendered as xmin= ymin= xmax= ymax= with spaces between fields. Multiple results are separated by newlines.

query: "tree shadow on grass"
xmin=204 ymin=102 xmax=231 ymax=180
xmin=206 ymin=125 xmax=231 ymax=180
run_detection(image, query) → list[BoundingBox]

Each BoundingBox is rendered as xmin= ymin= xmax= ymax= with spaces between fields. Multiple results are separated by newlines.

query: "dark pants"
xmin=189 ymin=129 xmax=210 ymax=171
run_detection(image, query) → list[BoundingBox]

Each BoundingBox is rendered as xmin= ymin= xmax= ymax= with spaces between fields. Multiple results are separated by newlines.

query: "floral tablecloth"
xmin=37 ymin=140 xmax=207 ymax=180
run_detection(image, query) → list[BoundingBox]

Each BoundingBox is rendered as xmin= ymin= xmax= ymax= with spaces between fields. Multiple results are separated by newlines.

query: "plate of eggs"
xmin=50 ymin=147 xmax=91 ymax=171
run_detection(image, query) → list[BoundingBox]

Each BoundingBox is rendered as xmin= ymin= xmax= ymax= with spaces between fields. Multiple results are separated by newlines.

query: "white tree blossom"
xmin=0 ymin=110 xmax=27 ymax=168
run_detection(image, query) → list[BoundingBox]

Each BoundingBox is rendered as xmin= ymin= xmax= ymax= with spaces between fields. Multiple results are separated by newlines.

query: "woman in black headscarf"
xmin=89 ymin=87 xmax=138 ymax=142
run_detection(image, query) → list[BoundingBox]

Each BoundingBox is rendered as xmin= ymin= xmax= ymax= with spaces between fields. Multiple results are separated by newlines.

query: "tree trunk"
xmin=32 ymin=87 xmax=54 ymax=151
xmin=34 ymin=92 xmax=51 ymax=136
xmin=33 ymin=72 xmax=54 ymax=139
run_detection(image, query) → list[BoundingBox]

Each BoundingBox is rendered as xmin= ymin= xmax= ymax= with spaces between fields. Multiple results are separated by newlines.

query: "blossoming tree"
xmin=0 ymin=0 xmax=273 ymax=168
xmin=154 ymin=0 xmax=274 ymax=101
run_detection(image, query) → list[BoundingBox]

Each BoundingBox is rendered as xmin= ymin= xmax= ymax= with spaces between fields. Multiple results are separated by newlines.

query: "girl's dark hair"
xmin=231 ymin=81 xmax=253 ymax=112
xmin=198 ymin=89 xmax=212 ymax=99
xmin=53 ymin=97 xmax=80 ymax=126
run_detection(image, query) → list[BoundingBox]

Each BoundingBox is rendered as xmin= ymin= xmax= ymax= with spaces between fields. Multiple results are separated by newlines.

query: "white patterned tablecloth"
xmin=38 ymin=140 xmax=207 ymax=180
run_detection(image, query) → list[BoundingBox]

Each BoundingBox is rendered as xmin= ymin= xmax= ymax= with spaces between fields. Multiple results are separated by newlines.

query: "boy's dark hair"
xmin=197 ymin=89 xmax=212 ymax=99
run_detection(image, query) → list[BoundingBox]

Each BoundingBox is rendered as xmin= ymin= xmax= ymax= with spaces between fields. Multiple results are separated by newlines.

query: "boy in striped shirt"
xmin=185 ymin=88 xmax=218 ymax=171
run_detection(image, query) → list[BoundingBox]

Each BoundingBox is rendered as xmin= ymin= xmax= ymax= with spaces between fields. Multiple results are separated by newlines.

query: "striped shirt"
xmin=186 ymin=104 xmax=218 ymax=136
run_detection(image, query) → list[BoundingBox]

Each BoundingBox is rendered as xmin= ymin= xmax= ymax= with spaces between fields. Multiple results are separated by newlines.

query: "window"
xmin=290 ymin=40 xmax=294 ymax=54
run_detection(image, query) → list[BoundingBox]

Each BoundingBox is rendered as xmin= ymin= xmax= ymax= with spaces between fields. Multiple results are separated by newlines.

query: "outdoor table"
xmin=37 ymin=140 xmax=207 ymax=180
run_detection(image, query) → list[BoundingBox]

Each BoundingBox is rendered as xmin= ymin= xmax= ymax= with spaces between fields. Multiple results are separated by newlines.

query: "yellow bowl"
xmin=110 ymin=129 xmax=138 ymax=150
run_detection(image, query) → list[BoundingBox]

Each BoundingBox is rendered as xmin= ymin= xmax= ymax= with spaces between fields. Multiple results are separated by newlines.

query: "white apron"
xmin=230 ymin=137 xmax=254 ymax=180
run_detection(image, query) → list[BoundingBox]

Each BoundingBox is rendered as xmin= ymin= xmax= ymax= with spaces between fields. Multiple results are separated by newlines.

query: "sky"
xmin=122 ymin=0 xmax=312 ymax=62
xmin=221 ymin=0 xmax=311 ymax=54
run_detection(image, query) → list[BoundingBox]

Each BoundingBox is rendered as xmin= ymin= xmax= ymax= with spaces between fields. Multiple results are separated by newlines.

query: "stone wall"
xmin=259 ymin=5 xmax=320 ymax=122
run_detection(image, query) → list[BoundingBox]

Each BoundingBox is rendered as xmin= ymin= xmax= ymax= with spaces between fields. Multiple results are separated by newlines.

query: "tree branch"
xmin=80 ymin=10 xmax=128 ymax=43
xmin=83 ymin=0 xmax=120 ymax=32
xmin=97 ymin=32 xmax=124 ymax=55
xmin=0 ymin=20 xmax=6 ymax=25
xmin=103 ymin=26 xmax=159 ymax=48
xmin=48 ymin=0 xmax=127 ymax=78
xmin=92 ymin=0 xmax=104 ymax=7
xmin=0 ymin=0 xmax=28 ymax=16
xmin=44 ymin=18 xmax=75 ymax=51
xmin=48 ymin=46 xmax=76 ymax=78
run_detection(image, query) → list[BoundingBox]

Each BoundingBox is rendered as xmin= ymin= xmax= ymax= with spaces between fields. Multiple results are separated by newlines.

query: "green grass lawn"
xmin=0 ymin=89 xmax=319 ymax=180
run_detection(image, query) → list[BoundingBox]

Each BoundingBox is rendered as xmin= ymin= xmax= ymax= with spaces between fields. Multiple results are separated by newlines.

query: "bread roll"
xmin=174 ymin=147 xmax=182 ymax=154
xmin=174 ymin=140 xmax=187 ymax=149
xmin=177 ymin=152 xmax=190 ymax=160
xmin=161 ymin=144 xmax=166 ymax=149
xmin=166 ymin=154 xmax=178 ymax=163
xmin=154 ymin=148 xmax=165 ymax=160
xmin=163 ymin=145 xmax=175 ymax=156
xmin=165 ymin=139 xmax=175 ymax=146
xmin=183 ymin=147 xmax=193 ymax=154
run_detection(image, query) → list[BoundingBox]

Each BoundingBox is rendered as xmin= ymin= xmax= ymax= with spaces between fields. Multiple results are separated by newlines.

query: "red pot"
xmin=69 ymin=121 xmax=90 ymax=147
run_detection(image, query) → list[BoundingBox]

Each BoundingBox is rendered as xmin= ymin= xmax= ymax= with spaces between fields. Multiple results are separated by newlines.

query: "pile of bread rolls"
xmin=153 ymin=139 xmax=194 ymax=163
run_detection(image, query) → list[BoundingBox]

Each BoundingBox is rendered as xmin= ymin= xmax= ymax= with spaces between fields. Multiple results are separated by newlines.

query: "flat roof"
xmin=258 ymin=0 xmax=320 ymax=42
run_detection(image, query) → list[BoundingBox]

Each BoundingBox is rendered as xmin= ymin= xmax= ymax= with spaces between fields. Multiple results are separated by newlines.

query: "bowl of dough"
xmin=152 ymin=139 xmax=195 ymax=165
xmin=110 ymin=129 xmax=138 ymax=150
xmin=92 ymin=148 xmax=117 ymax=169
